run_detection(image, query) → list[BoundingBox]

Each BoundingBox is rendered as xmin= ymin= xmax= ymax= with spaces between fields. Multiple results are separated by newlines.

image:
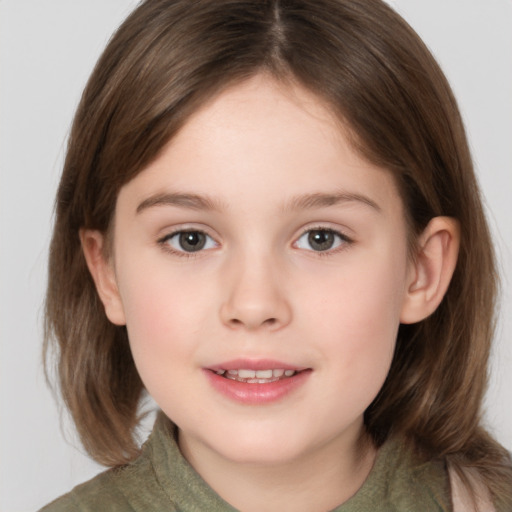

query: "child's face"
xmin=105 ymin=75 xmax=414 ymax=467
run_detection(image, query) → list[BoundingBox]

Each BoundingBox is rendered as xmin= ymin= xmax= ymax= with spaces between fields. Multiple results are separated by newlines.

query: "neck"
xmin=178 ymin=428 xmax=377 ymax=512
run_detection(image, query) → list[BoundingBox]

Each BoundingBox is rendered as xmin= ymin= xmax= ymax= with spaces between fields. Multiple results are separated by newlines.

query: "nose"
xmin=219 ymin=253 xmax=292 ymax=331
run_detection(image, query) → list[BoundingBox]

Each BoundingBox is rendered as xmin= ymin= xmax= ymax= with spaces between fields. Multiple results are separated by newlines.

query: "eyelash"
xmin=157 ymin=226 xmax=353 ymax=258
xmin=158 ymin=229 xmax=218 ymax=258
xmin=294 ymin=227 xmax=353 ymax=256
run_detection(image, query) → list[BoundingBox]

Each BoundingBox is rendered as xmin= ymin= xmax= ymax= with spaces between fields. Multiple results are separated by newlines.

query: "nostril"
xmin=227 ymin=316 xmax=278 ymax=328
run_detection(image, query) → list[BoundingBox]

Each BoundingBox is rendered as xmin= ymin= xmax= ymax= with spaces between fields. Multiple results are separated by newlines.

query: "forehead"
xmin=116 ymin=74 xmax=403 ymax=218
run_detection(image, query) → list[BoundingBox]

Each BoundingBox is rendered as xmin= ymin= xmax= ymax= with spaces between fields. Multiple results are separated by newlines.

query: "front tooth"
xmin=273 ymin=369 xmax=285 ymax=377
xmin=255 ymin=369 xmax=273 ymax=379
xmin=227 ymin=370 xmax=238 ymax=376
xmin=284 ymin=370 xmax=295 ymax=377
xmin=238 ymin=369 xmax=256 ymax=379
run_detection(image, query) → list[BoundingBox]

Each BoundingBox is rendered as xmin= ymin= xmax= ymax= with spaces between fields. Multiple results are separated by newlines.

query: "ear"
xmin=400 ymin=216 xmax=460 ymax=324
xmin=80 ymin=229 xmax=126 ymax=326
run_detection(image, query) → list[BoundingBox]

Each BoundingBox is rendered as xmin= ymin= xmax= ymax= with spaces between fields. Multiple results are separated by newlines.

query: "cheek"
xmin=115 ymin=260 xmax=208 ymax=374
xmin=121 ymin=279 xmax=173 ymax=346
xmin=118 ymin=248 xmax=208 ymax=328
xmin=118 ymin=275 xmax=203 ymax=413
xmin=301 ymin=248 xmax=407 ymax=334
xmin=298 ymin=249 xmax=407 ymax=395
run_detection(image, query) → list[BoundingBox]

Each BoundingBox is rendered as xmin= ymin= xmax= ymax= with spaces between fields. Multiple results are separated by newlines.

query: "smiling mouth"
xmin=205 ymin=365 xmax=312 ymax=403
xmin=213 ymin=368 xmax=302 ymax=384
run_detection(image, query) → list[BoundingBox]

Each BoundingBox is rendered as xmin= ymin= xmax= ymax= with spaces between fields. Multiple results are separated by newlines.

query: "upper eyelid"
xmin=159 ymin=227 xmax=208 ymax=239
xmin=157 ymin=228 xmax=219 ymax=247
xmin=157 ymin=224 xmax=218 ymax=241
xmin=295 ymin=224 xmax=353 ymax=241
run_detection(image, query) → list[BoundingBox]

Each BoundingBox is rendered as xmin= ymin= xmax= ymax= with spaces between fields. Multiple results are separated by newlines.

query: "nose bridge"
xmin=219 ymin=244 xmax=292 ymax=331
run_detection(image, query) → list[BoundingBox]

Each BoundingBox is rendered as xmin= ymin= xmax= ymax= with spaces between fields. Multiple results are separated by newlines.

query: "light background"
xmin=1 ymin=1 xmax=511 ymax=511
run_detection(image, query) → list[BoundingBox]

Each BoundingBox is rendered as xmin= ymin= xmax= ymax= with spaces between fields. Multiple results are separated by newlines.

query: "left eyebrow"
xmin=282 ymin=191 xmax=381 ymax=213
xmin=136 ymin=192 xmax=225 ymax=214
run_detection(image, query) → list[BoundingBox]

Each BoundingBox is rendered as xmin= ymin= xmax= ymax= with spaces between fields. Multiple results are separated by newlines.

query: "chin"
xmin=201 ymin=422 xmax=320 ymax=466
xmin=218 ymin=441 xmax=306 ymax=466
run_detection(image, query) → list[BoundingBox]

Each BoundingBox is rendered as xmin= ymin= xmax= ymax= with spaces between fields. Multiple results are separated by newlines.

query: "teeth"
xmin=255 ymin=369 xmax=273 ymax=379
xmin=216 ymin=368 xmax=297 ymax=381
xmin=238 ymin=369 xmax=256 ymax=379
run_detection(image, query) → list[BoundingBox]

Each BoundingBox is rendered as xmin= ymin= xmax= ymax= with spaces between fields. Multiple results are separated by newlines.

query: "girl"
xmin=41 ymin=0 xmax=512 ymax=510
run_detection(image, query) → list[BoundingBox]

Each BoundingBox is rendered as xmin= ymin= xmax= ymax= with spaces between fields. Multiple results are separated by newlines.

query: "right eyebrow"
xmin=136 ymin=192 xmax=225 ymax=214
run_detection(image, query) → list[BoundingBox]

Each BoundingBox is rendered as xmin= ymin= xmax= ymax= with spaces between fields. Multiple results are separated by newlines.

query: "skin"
xmin=82 ymin=74 xmax=460 ymax=511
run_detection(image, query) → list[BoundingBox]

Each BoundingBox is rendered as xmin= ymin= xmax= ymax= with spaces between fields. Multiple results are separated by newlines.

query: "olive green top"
xmin=41 ymin=413 xmax=452 ymax=511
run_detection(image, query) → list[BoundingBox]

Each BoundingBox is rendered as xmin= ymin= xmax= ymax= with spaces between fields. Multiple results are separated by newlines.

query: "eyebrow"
xmin=282 ymin=191 xmax=381 ymax=213
xmin=136 ymin=190 xmax=381 ymax=214
xmin=136 ymin=192 xmax=225 ymax=214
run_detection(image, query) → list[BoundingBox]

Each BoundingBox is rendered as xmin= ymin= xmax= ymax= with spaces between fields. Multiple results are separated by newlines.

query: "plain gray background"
xmin=1 ymin=1 xmax=511 ymax=511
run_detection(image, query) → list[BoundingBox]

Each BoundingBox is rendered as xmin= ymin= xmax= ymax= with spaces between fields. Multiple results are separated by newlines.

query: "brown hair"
xmin=44 ymin=0 xmax=512 ymax=505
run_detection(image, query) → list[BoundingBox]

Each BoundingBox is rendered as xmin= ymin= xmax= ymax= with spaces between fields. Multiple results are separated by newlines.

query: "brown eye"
xmin=178 ymin=231 xmax=207 ymax=252
xmin=308 ymin=230 xmax=336 ymax=251
xmin=295 ymin=228 xmax=350 ymax=252
xmin=162 ymin=230 xmax=217 ymax=254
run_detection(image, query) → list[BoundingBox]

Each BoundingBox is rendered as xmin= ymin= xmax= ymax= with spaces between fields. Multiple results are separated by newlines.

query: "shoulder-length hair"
xmin=45 ymin=0 xmax=512 ymax=504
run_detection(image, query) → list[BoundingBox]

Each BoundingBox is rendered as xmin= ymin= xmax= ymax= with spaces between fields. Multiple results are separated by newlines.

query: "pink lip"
xmin=207 ymin=359 xmax=307 ymax=372
xmin=203 ymin=359 xmax=312 ymax=405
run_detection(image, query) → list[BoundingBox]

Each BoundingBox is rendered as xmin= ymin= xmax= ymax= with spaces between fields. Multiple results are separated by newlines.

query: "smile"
xmin=204 ymin=361 xmax=311 ymax=404
xmin=215 ymin=368 xmax=297 ymax=383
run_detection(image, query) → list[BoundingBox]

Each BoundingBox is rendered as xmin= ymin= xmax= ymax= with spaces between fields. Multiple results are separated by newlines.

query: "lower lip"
xmin=203 ymin=369 xmax=311 ymax=405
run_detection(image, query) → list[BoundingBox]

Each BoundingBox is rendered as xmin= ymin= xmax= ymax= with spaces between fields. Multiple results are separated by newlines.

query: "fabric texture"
xmin=40 ymin=413 xmax=454 ymax=512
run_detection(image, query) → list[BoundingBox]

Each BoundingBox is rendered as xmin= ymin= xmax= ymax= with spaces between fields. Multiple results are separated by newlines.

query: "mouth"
xmin=212 ymin=368 xmax=302 ymax=384
xmin=204 ymin=360 xmax=311 ymax=403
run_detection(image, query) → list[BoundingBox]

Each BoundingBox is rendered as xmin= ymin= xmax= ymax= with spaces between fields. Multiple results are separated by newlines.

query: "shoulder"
xmin=38 ymin=423 xmax=181 ymax=512
xmin=342 ymin=435 xmax=452 ymax=511
xmin=39 ymin=468 xmax=126 ymax=512
xmin=392 ymin=442 xmax=451 ymax=511
xmin=39 ymin=412 xmax=237 ymax=512
xmin=39 ymin=456 xmax=178 ymax=512
xmin=39 ymin=411 xmax=231 ymax=511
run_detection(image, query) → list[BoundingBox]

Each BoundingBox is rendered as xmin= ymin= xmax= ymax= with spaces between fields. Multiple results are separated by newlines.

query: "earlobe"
xmin=80 ymin=229 xmax=126 ymax=326
xmin=400 ymin=217 xmax=460 ymax=324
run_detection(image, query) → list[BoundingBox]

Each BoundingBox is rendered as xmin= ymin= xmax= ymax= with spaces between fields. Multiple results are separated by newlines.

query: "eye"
xmin=294 ymin=228 xmax=350 ymax=252
xmin=160 ymin=230 xmax=217 ymax=253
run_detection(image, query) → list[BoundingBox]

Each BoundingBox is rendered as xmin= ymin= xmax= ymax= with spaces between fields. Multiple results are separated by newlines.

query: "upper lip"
xmin=206 ymin=359 xmax=309 ymax=372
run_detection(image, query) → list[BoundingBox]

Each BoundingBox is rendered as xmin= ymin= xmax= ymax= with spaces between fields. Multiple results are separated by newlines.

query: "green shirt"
xmin=40 ymin=413 xmax=452 ymax=511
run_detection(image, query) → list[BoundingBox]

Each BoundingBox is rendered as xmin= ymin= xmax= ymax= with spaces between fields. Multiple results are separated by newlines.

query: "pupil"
xmin=308 ymin=230 xmax=334 ymax=251
xmin=179 ymin=232 xmax=206 ymax=252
